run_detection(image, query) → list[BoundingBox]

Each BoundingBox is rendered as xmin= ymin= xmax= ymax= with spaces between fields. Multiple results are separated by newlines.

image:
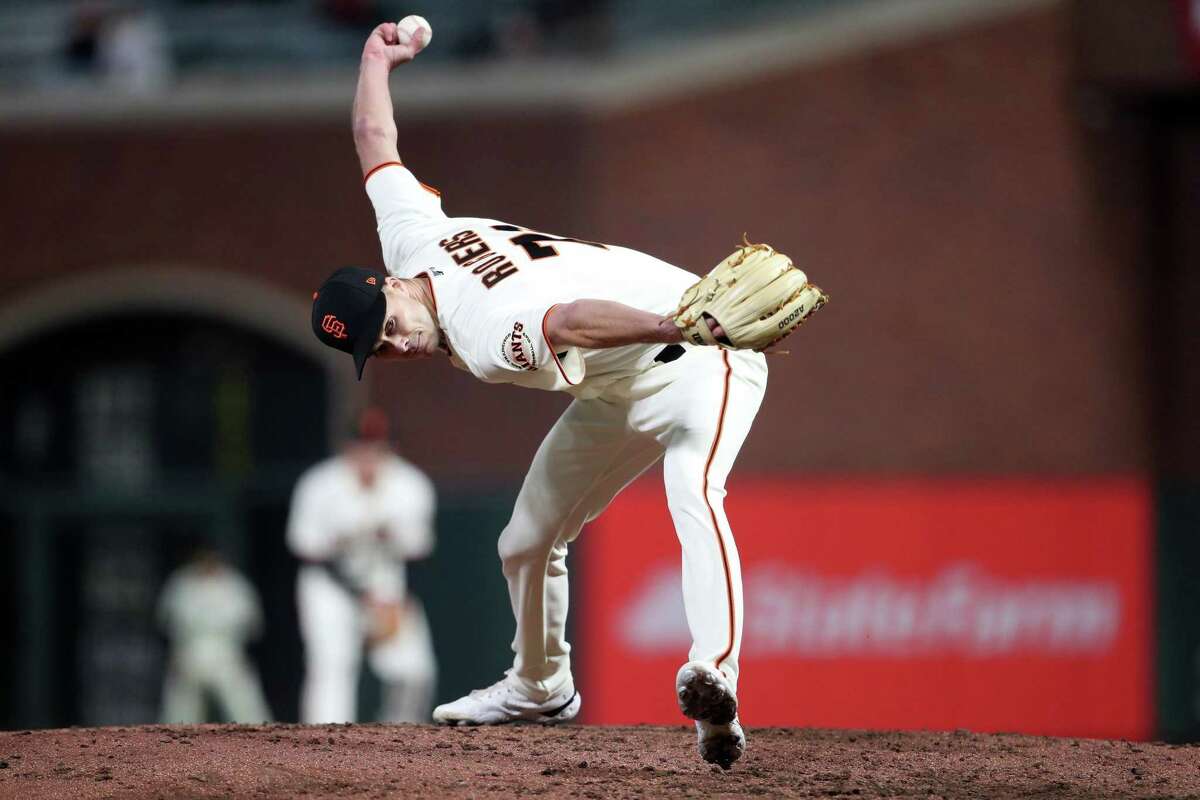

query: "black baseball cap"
xmin=312 ymin=267 xmax=388 ymax=380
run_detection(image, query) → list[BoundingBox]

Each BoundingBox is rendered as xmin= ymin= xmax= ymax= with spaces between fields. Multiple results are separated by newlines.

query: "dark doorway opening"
xmin=0 ymin=310 xmax=330 ymax=728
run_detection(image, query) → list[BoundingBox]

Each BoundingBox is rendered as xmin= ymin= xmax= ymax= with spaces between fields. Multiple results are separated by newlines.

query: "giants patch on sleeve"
xmin=500 ymin=321 xmax=538 ymax=371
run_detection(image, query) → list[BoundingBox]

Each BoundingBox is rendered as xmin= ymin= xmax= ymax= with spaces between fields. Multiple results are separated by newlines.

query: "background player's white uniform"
xmin=366 ymin=163 xmax=767 ymax=700
xmin=287 ymin=451 xmax=437 ymax=723
xmin=158 ymin=558 xmax=273 ymax=723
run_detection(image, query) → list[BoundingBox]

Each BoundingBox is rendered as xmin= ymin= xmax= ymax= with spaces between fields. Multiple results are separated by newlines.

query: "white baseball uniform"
xmin=287 ymin=451 xmax=437 ymax=722
xmin=157 ymin=562 xmax=272 ymax=723
xmin=365 ymin=163 xmax=767 ymax=699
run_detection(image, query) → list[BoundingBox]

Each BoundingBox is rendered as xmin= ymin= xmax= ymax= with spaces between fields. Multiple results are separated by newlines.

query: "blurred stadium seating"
xmin=0 ymin=0 xmax=860 ymax=88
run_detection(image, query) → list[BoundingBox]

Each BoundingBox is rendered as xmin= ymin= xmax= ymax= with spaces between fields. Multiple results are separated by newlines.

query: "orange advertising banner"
xmin=576 ymin=478 xmax=1153 ymax=739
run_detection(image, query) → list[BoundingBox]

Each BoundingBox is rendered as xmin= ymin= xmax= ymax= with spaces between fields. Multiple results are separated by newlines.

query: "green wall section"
xmin=411 ymin=488 xmax=523 ymax=707
xmin=0 ymin=483 xmax=529 ymax=729
xmin=1157 ymin=484 xmax=1200 ymax=742
xmin=6 ymin=480 xmax=1200 ymax=739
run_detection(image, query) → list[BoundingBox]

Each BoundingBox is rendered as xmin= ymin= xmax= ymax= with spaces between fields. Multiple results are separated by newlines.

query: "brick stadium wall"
xmin=0 ymin=5 xmax=1143 ymax=480
xmin=579 ymin=7 xmax=1147 ymax=475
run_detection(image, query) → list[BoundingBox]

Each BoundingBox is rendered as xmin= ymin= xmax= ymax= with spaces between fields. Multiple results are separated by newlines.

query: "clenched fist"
xmin=361 ymin=16 xmax=431 ymax=70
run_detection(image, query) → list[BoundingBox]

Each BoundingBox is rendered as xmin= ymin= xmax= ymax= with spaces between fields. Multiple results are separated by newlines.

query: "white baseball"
xmin=397 ymin=15 xmax=432 ymax=53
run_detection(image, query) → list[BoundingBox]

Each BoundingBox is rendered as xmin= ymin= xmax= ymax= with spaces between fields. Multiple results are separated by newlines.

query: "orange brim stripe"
xmin=362 ymin=162 xmax=441 ymax=198
xmin=416 ymin=272 xmax=438 ymax=314
xmin=541 ymin=304 xmax=579 ymax=386
xmin=362 ymin=160 xmax=403 ymax=184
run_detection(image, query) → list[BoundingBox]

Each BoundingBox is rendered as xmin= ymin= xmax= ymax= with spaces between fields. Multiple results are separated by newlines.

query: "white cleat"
xmin=696 ymin=717 xmax=746 ymax=770
xmin=432 ymin=674 xmax=581 ymax=726
xmin=675 ymin=661 xmax=738 ymax=726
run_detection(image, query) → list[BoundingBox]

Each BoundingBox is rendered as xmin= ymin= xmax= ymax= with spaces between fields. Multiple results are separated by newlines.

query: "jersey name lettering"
xmin=438 ymin=229 xmax=519 ymax=289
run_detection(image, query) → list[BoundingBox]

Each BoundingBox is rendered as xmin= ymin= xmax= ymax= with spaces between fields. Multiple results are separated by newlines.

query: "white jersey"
xmin=157 ymin=563 xmax=263 ymax=669
xmin=286 ymin=452 xmax=435 ymax=603
xmin=366 ymin=164 xmax=697 ymax=399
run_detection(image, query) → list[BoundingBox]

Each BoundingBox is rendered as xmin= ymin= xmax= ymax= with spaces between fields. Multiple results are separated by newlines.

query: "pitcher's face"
xmin=373 ymin=278 xmax=440 ymax=360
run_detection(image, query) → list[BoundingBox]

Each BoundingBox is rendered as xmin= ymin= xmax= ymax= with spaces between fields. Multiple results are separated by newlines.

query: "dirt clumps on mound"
xmin=2 ymin=723 xmax=1199 ymax=799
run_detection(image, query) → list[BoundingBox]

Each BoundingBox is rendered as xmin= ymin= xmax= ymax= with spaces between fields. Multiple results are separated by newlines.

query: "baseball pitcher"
xmin=309 ymin=18 xmax=827 ymax=768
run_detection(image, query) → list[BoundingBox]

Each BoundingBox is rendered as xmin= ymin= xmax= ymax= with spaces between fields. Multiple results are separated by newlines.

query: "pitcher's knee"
xmin=498 ymin=523 xmax=556 ymax=574
xmin=666 ymin=484 xmax=718 ymax=523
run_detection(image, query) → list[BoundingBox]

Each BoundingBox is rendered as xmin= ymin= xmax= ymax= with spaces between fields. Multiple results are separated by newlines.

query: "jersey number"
xmin=492 ymin=224 xmax=608 ymax=260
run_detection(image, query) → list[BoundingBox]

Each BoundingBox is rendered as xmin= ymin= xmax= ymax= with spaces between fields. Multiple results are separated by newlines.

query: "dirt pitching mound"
xmin=2 ymin=723 xmax=1198 ymax=799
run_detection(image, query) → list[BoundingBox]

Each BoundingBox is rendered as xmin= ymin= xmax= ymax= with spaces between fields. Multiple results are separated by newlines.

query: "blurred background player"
xmin=287 ymin=407 xmax=437 ymax=723
xmin=157 ymin=545 xmax=272 ymax=724
xmin=61 ymin=1 xmax=172 ymax=93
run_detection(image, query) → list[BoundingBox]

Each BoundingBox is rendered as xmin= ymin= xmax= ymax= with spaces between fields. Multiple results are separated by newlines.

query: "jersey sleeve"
xmin=364 ymin=163 xmax=448 ymax=274
xmin=228 ymin=572 xmax=264 ymax=639
xmin=156 ymin=572 xmax=182 ymax=633
xmin=286 ymin=467 xmax=336 ymax=561
xmin=470 ymin=304 xmax=586 ymax=390
xmin=381 ymin=467 xmax=436 ymax=560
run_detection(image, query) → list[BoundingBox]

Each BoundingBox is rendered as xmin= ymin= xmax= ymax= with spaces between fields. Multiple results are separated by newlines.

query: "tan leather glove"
xmin=673 ymin=239 xmax=828 ymax=352
xmin=365 ymin=598 xmax=406 ymax=646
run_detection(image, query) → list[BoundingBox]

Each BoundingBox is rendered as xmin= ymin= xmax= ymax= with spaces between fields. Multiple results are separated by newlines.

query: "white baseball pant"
xmin=297 ymin=568 xmax=437 ymax=723
xmin=161 ymin=645 xmax=272 ymax=724
xmin=499 ymin=346 xmax=767 ymax=699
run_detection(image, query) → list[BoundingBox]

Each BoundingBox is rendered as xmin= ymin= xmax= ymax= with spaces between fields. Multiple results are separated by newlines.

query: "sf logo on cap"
xmin=322 ymin=314 xmax=349 ymax=339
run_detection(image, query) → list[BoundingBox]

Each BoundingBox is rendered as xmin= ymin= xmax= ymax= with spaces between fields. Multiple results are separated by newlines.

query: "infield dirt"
xmin=2 ymin=723 xmax=1198 ymax=799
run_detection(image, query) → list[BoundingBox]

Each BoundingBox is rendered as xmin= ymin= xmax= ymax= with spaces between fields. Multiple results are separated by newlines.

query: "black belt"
xmin=654 ymin=344 xmax=686 ymax=364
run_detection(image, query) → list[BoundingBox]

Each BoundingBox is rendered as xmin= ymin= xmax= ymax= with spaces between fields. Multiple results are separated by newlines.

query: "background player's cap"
xmin=311 ymin=266 xmax=388 ymax=380
xmin=352 ymin=407 xmax=391 ymax=443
